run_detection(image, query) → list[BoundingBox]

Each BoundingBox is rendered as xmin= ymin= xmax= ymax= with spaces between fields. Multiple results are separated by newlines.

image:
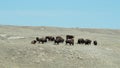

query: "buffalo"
xmin=36 ymin=37 xmax=40 ymax=42
xmin=66 ymin=35 xmax=74 ymax=40
xmin=66 ymin=39 xmax=74 ymax=45
xmin=36 ymin=37 xmax=47 ymax=44
xmin=77 ymin=38 xmax=85 ymax=44
xmin=93 ymin=40 xmax=97 ymax=45
xmin=31 ymin=40 xmax=37 ymax=44
xmin=45 ymin=36 xmax=55 ymax=41
xmin=54 ymin=36 xmax=64 ymax=45
xmin=84 ymin=39 xmax=92 ymax=45
xmin=56 ymin=36 xmax=63 ymax=39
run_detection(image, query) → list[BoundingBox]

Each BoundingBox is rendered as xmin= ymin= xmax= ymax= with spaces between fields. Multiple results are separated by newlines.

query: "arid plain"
xmin=0 ymin=25 xmax=120 ymax=68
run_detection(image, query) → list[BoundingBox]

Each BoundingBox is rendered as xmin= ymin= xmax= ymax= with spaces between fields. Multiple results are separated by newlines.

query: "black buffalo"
xmin=93 ymin=40 xmax=97 ymax=45
xmin=66 ymin=39 xmax=74 ymax=45
xmin=36 ymin=37 xmax=47 ymax=44
xmin=56 ymin=36 xmax=63 ymax=39
xmin=77 ymin=38 xmax=85 ymax=44
xmin=31 ymin=40 xmax=37 ymax=44
xmin=66 ymin=35 xmax=74 ymax=40
xmin=54 ymin=36 xmax=64 ymax=45
xmin=36 ymin=37 xmax=40 ymax=42
xmin=84 ymin=39 xmax=92 ymax=45
xmin=45 ymin=36 xmax=55 ymax=41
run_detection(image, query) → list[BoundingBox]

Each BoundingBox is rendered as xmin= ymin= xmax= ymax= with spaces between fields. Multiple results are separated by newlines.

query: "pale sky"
xmin=0 ymin=0 xmax=120 ymax=29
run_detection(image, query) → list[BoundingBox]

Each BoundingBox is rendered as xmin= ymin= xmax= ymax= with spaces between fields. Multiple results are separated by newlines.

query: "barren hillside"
xmin=0 ymin=25 xmax=120 ymax=68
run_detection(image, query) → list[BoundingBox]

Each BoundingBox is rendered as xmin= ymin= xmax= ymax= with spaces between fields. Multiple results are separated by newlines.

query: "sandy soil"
xmin=0 ymin=25 xmax=120 ymax=68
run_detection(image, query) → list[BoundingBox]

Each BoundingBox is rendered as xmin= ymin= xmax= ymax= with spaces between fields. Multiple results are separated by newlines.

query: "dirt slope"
xmin=0 ymin=25 xmax=120 ymax=68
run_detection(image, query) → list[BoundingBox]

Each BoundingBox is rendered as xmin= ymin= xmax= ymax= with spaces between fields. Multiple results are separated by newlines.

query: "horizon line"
xmin=0 ymin=24 xmax=119 ymax=30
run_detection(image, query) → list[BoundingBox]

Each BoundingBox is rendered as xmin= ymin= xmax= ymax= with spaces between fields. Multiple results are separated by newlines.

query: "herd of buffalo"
xmin=31 ymin=35 xmax=97 ymax=46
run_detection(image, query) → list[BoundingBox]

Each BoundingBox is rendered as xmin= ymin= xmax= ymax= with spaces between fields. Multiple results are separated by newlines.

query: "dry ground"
xmin=0 ymin=25 xmax=120 ymax=68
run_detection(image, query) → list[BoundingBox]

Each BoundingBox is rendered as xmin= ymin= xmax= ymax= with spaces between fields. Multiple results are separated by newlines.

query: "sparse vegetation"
xmin=0 ymin=25 xmax=120 ymax=68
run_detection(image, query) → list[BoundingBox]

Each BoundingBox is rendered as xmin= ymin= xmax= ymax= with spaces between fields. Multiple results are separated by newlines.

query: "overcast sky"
xmin=0 ymin=0 xmax=120 ymax=29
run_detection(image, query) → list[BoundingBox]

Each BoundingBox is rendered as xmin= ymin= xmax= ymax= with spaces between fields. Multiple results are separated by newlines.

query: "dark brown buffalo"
xmin=56 ymin=36 xmax=62 ymax=39
xmin=31 ymin=40 xmax=37 ymax=44
xmin=77 ymin=38 xmax=85 ymax=44
xmin=36 ymin=37 xmax=47 ymax=44
xmin=45 ymin=36 xmax=55 ymax=41
xmin=66 ymin=39 xmax=74 ymax=45
xmin=66 ymin=35 xmax=74 ymax=40
xmin=84 ymin=39 xmax=92 ymax=45
xmin=36 ymin=37 xmax=40 ymax=42
xmin=93 ymin=40 xmax=97 ymax=45
xmin=54 ymin=36 xmax=64 ymax=45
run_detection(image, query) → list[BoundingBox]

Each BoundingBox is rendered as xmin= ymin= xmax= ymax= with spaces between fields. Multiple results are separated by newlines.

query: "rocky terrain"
xmin=0 ymin=25 xmax=120 ymax=68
